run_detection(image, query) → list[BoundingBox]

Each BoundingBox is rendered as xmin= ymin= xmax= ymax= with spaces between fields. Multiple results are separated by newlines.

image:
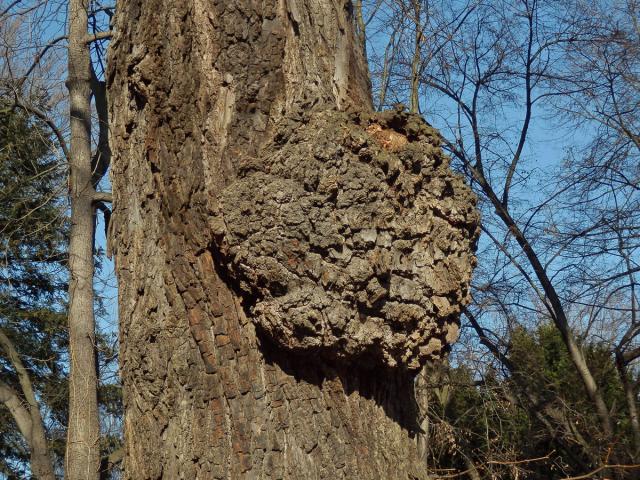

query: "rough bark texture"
xmin=107 ymin=1 xmax=479 ymax=479
xmin=218 ymin=109 xmax=477 ymax=370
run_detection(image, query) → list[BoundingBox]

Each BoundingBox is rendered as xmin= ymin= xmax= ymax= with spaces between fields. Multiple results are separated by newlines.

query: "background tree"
xmin=0 ymin=98 xmax=66 ymax=480
xmin=365 ymin=0 xmax=639 ymax=477
xmin=0 ymin=1 xmax=119 ymax=478
xmin=2 ymin=0 xmax=637 ymax=478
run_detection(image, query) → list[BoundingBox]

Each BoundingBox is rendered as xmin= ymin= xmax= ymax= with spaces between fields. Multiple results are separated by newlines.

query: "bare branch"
xmin=93 ymin=191 xmax=113 ymax=203
xmin=0 ymin=330 xmax=40 ymax=413
xmin=12 ymin=95 xmax=70 ymax=162
xmin=18 ymin=35 xmax=68 ymax=86
xmin=0 ymin=0 xmax=22 ymax=19
xmin=562 ymin=463 xmax=640 ymax=480
xmin=85 ymin=30 xmax=112 ymax=43
xmin=0 ymin=380 xmax=34 ymax=444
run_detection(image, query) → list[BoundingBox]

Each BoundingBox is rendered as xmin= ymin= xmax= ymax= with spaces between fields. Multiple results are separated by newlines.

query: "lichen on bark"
xmin=217 ymin=107 xmax=480 ymax=370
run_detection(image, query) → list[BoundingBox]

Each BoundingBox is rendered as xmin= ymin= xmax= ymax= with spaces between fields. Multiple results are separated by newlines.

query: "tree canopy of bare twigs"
xmin=1 ymin=1 xmax=119 ymax=479
xmin=365 ymin=0 xmax=639 ymax=477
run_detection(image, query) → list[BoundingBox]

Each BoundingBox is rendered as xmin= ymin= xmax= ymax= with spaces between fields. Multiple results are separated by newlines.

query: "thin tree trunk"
xmin=616 ymin=232 xmax=640 ymax=458
xmin=377 ymin=30 xmax=398 ymax=111
xmin=65 ymin=1 xmax=100 ymax=479
xmin=470 ymin=168 xmax=616 ymax=444
xmin=616 ymin=353 xmax=640 ymax=459
xmin=108 ymin=1 xmax=477 ymax=478
xmin=410 ymin=0 xmax=423 ymax=114
xmin=0 ymin=332 xmax=56 ymax=480
xmin=353 ymin=0 xmax=368 ymax=59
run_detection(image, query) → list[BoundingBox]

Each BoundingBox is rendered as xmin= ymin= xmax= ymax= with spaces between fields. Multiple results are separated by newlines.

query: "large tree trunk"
xmin=108 ymin=1 xmax=479 ymax=478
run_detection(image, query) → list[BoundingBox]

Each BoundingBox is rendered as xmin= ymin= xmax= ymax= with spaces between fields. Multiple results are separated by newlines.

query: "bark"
xmin=65 ymin=1 xmax=101 ymax=478
xmin=616 ymin=352 xmax=640 ymax=459
xmin=0 ymin=332 xmax=55 ymax=480
xmin=409 ymin=0 xmax=423 ymax=114
xmin=108 ymin=1 xmax=479 ymax=478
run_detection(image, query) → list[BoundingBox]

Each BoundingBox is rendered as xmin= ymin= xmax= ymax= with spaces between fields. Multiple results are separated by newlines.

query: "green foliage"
xmin=425 ymin=324 xmax=638 ymax=479
xmin=427 ymin=364 xmax=540 ymax=478
xmin=510 ymin=324 xmax=628 ymax=426
xmin=0 ymin=100 xmax=67 ymax=298
xmin=0 ymin=99 xmax=69 ymax=475
xmin=0 ymin=99 xmax=122 ymax=478
xmin=512 ymin=324 xmax=636 ymax=464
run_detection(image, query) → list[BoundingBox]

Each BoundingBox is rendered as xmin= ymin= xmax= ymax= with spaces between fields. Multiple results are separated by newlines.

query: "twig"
xmin=563 ymin=464 xmax=640 ymax=480
xmin=85 ymin=31 xmax=113 ymax=43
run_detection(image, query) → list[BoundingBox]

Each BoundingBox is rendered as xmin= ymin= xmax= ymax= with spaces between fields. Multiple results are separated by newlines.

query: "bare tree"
xmin=0 ymin=331 xmax=57 ymax=480
xmin=550 ymin=0 xmax=640 ymax=458
xmin=367 ymin=0 xmax=639 ymax=476
xmin=0 ymin=1 xmax=115 ymax=478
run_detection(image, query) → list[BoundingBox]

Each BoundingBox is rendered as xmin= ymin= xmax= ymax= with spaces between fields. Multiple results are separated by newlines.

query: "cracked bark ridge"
xmin=217 ymin=108 xmax=480 ymax=370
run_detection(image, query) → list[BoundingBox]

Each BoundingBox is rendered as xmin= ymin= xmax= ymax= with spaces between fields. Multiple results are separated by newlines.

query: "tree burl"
xmin=217 ymin=107 xmax=480 ymax=370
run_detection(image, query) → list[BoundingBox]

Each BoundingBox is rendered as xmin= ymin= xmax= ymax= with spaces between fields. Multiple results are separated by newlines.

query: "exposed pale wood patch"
xmin=366 ymin=123 xmax=408 ymax=151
